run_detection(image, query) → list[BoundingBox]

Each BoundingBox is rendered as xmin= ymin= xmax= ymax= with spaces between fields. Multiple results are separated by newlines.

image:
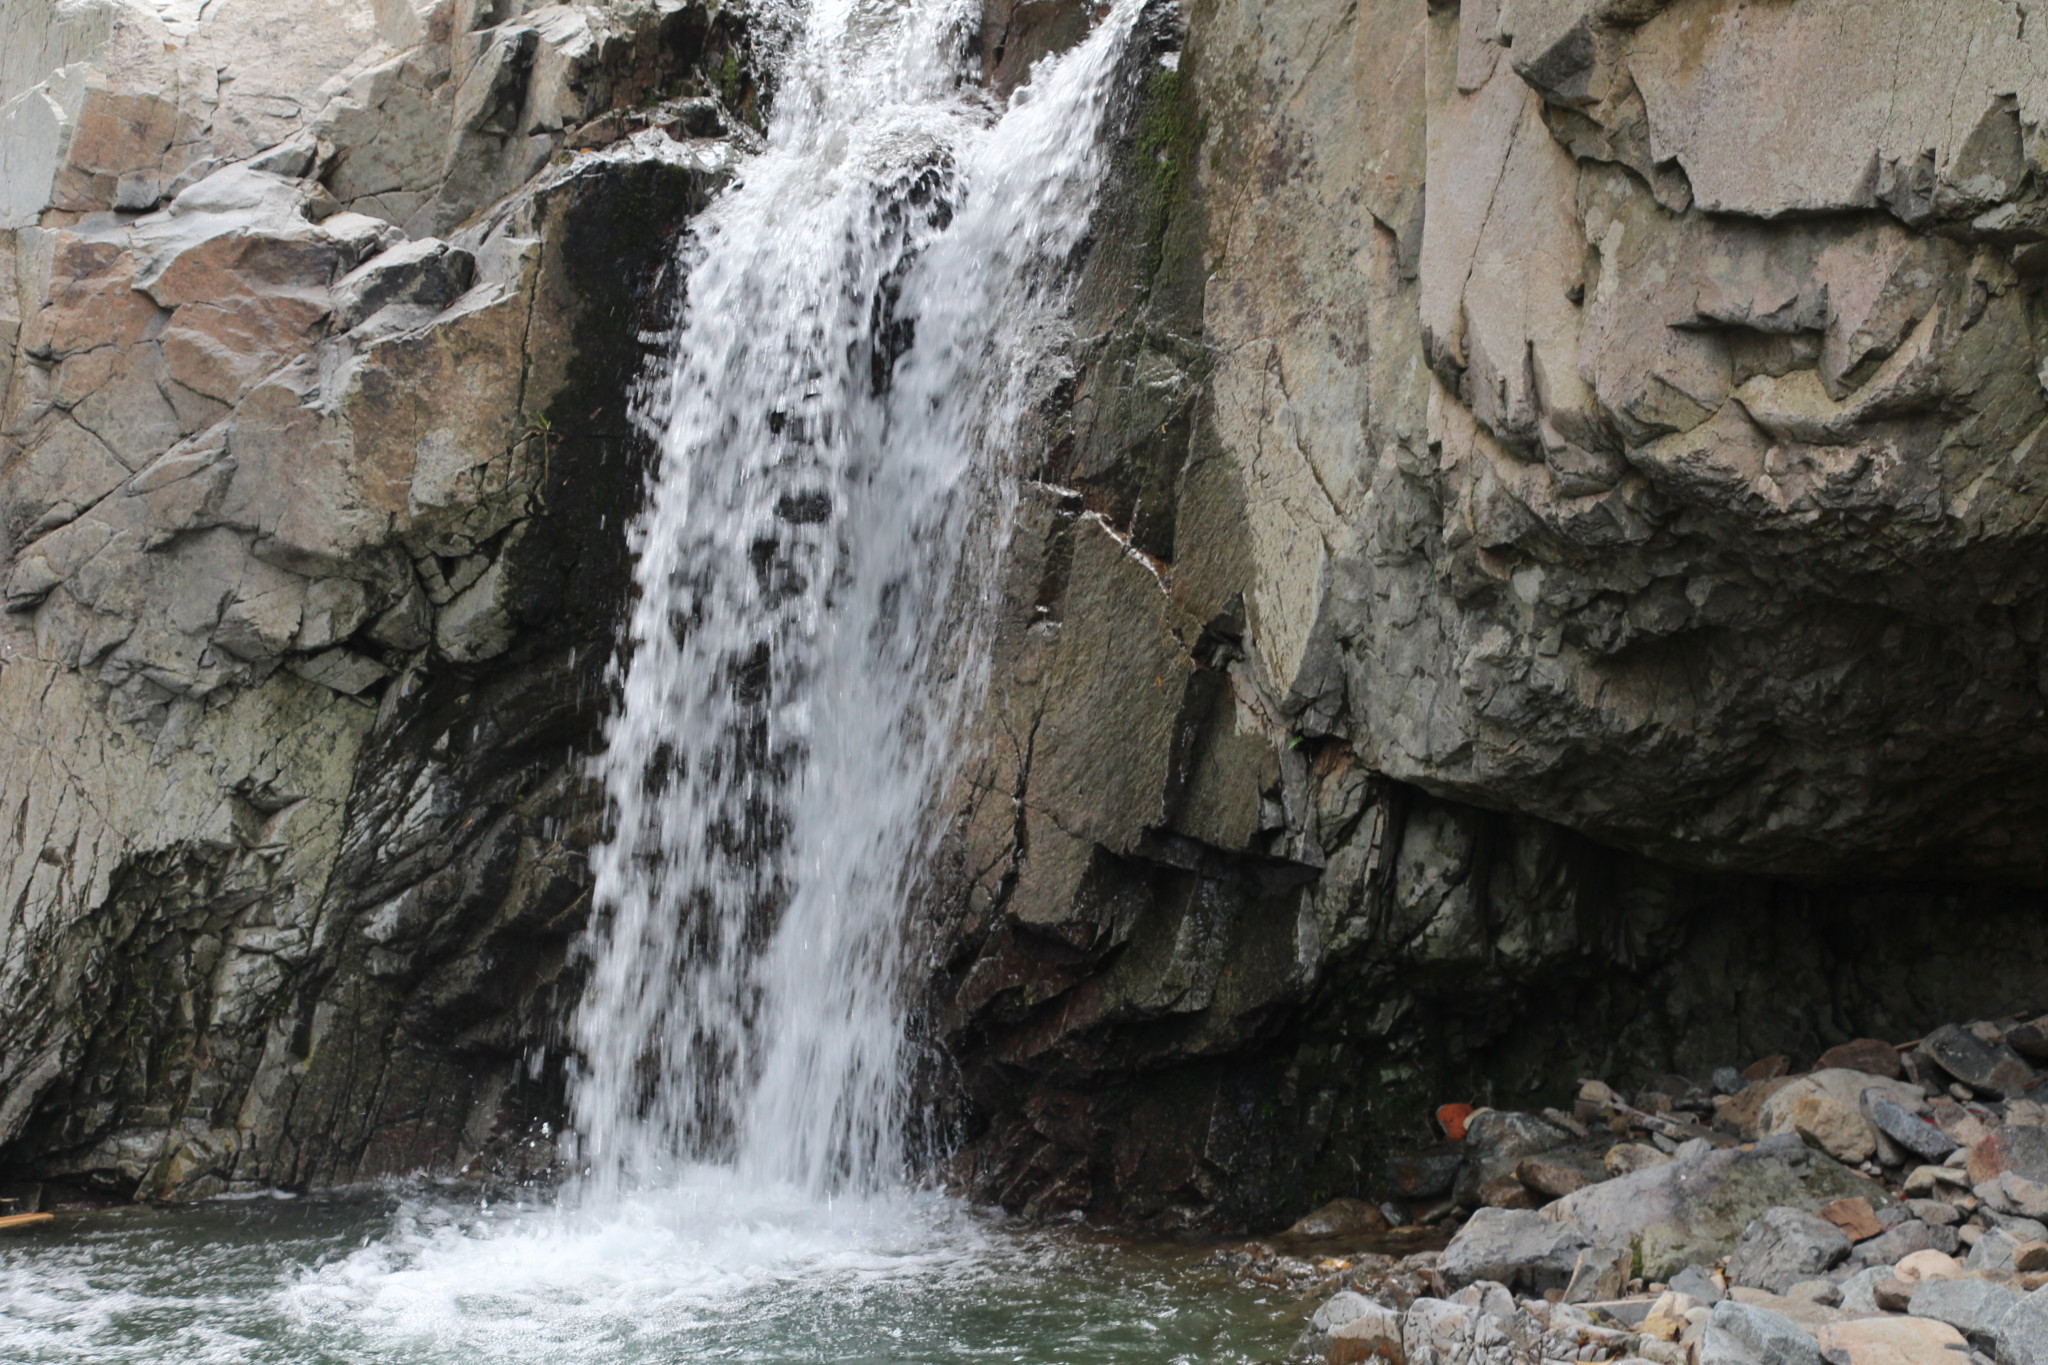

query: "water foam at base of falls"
xmin=0 ymin=1184 xmax=1295 ymax=1364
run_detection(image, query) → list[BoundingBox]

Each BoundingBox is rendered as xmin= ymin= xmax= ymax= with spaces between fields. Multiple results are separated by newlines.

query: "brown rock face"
xmin=1817 ymin=1040 xmax=1904 ymax=1081
xmin=0 ymin=0 xmax=761 ymax=1200
xmin=1818 ymin=1197 xmax=1884 ymax=1244
xmin=926 ymin=0 xmax=2048 ymax=1229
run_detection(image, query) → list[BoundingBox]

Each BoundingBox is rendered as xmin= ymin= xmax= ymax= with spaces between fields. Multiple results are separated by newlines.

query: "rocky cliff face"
xmin=5 ymin=0 xmax=2045 ymax=1234
xmin=0 ymin=0 xmax=760 ymax=1200
xmin=929 ymin=0 xmax=2048 ymax=1229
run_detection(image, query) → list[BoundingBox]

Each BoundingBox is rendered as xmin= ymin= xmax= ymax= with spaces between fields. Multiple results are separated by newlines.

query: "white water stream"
xmin=574 ymin=0 xmax=1138 ymax=1195
xmin=0 ymin=6 xmax=1296 ymax=1361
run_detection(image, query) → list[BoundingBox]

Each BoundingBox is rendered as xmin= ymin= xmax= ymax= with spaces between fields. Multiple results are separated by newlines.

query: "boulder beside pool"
xmin=1540 ymin=1135 xmax=1893 ymax=1280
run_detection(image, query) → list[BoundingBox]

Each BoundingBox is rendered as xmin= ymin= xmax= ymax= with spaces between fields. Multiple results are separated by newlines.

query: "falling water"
xmin=572 ymin=0 xmax=1145 ymax=1197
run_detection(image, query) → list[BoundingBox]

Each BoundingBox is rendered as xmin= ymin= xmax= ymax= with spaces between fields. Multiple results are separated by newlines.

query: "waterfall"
xmin=572 ymin=0 xmax=1145 ymax=1198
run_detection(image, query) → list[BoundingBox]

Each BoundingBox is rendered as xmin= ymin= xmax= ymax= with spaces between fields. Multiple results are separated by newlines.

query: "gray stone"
xmin=1985 ymin=1175 xmax=2048 ymax=1223
xmin=298 ymin=578 xmax=372 ymax=651
xmin=1865 ymin=1092 xmax=1959 ymax=1161
xmin=1672 ymin=1264 xmax=1727 ymax=1305
xmin=1909 ymin=1277 xmax=2022 ymax=1351
xmin=935 ymin=0 xmax=2048 ymax=1226
xmin=1562 ymin=1242 xmax=1629 ymax=1305
xmin=1988 ymin=1212 xmax=2048 ymax=1244
xmin=1850 ymin=1218 xmax=1959 ymax=1269
xmin=1700 ymin=1299 xmax=1823 ymax=1365
xmin=366 ymin=582 xmax=433 ymax=652
xmin=1976 ymin=1128 xmax=2048 ymax=1188
xmin=1727 ymin=1208 xmax=1852 ymax=1295
xmin=1783 ymin=1279 xmax=1841 ymax=1307
xmin=2000 ymin=1287 xmax=2048 ymax=1365
xmin=287 ymin=648 xmax=389 ymax=697
xmin=434 ymin=553 xmax=517 ymax=664
xmin=1544 ymin=1136 xmax=1890 ymax=1281
xmin=1972 ymin=1228 xmax=2025 ymax=1272
xmin=1837 ymin=1266 xmax=1893 ymax=1314
xmin=1312 ymin=1289 xmax=1386 ymax=1333
xmin=1439 ymin=1207 xmax=1591 ymax=1294
xmin=1907 ymin=1200 xmax=1964 ymax=1226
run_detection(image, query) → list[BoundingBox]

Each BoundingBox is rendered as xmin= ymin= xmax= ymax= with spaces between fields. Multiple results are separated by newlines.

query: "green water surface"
xmin=0 ymin=1178 xmax=1306 ymax=1364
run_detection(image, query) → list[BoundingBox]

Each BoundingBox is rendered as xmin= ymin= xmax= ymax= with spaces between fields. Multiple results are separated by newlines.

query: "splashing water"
xmin=0 ymin=1185 xmax=1301 ymax=1364
xmin=573 ymin=0 xmax=1144 ymax=1197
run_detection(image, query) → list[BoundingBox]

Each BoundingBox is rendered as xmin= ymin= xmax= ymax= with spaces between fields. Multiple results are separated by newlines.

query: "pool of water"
xmin=0 ymin=1173 xmax=1305 ymax=1364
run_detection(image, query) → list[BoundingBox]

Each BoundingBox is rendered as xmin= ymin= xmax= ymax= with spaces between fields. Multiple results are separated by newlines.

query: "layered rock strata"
xmin=0 ymin=0 xmax=758 ymax=1199
xmin=930 ymin=0 xmax=2048 ymax=1229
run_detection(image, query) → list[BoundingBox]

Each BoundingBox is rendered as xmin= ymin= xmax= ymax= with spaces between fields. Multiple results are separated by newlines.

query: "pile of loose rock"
xmin=1268 ymin=1016 xmax=2048 ymax=1363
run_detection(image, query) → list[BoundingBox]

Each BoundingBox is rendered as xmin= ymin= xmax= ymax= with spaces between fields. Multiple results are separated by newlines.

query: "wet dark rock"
xmin=1923 ymin=1025 xmax=2038 ymax=1100
xmin=1454 ymin=1111 xmax=1575 ymax=1208
xmin=1387 ymin=1145 xmax=1465 ymax=1199
xmin=2008 ymin=1019 xmax=2048 ymax=1062
xmin=1287 ymin=1197 xmax=1390 ymax=1240
xmin=1476 ymin=1175 xmax=1537 ymax=1210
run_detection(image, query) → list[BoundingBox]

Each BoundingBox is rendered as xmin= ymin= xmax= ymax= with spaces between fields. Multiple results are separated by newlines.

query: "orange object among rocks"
xmin=1817 ymin=1196 xmax=1884 ymax=1242
xmin=1437 ymin=1103 xmax=1476 ymax=1141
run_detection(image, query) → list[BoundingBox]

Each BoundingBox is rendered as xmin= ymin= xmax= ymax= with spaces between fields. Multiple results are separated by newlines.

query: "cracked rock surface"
xmin=927 ymin=0 xmax=2048 ymax=1230
xmin=0 ymin=0 xmax=759 ymax=1199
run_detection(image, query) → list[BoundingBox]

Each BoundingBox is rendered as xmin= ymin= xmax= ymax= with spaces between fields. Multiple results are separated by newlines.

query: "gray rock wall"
xmin=927 ymin=0 xmax=2048 ymax=1230
xmin=0 ymin=0 xmax=760 ymax=1200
